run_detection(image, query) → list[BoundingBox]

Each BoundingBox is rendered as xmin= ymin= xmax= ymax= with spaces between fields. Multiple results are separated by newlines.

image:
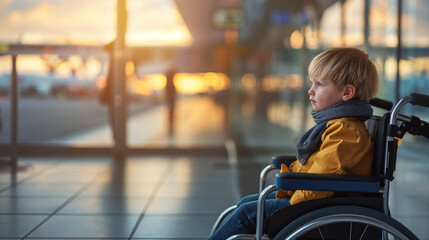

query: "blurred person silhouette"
xmin=165 ymin=65 xmax=177 ymax=136
xmin=0 ymin=108 xmax=2 ymax=133
xmin=98 ymin=40 xmax=117 ymax=141
xmin=0 ymin=107 xmax=6 ymax=168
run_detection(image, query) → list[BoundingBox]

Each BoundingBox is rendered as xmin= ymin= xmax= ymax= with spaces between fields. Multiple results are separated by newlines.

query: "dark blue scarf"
xmin=296 ymin=100 xmax=373 ymax=165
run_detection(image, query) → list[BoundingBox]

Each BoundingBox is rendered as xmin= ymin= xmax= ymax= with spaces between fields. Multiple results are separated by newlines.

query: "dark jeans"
xmin=209 ymin=192 xmax=290 ymax=239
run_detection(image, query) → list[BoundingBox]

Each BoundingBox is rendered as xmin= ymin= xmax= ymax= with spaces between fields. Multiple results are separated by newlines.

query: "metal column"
xmin=10 ymin=55 xmax=18 ymax=175
xmin=395 ymin=0 xmax=402 ymax=102
xmin=113 ymin=0 xmax=128 ymax=159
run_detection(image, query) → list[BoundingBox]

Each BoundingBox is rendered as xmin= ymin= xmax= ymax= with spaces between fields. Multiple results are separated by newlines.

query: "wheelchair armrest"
xmin=272 ymin=155 xmax=296 ymax=169
xmin=259 ymin=153 xmax=295 ymax=192
xmin=276 ymin=172 xmax=380 ymax=193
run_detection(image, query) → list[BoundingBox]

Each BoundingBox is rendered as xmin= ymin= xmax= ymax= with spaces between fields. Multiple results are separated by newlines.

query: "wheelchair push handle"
xmin=410 ymin=93 xmax=429 ymax=108
xmin=391 ymin=93 xmax=429 ymax=140
xmin=370 ymin=97 xmax=393 ymax=110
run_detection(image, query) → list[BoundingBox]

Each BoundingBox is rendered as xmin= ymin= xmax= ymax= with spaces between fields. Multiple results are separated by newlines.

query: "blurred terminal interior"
xmin=0 ymin=0 xmax=428 ymax=161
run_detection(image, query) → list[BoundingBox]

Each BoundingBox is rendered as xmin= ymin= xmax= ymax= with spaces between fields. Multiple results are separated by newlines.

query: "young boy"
xmin=209 ymin=47 xmax=379 ymax=239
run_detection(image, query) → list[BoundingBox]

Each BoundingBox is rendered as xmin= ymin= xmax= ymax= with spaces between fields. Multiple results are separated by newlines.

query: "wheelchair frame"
xmin=211 ymin=93 xmax=429 ymax=240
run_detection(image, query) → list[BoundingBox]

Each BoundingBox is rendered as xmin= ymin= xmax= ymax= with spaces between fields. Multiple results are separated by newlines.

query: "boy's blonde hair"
xmin=308 ymin=48 xmax=379 ymax=100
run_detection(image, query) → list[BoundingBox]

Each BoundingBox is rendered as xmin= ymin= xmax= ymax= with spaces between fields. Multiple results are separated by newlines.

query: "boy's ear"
xmin=342 ymin=84 xmax=356 ymax=101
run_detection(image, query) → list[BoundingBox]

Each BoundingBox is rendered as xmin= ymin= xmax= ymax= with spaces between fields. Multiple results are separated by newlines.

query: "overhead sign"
xmin=270 ymin=10 xmax=292 ymax=26
xmin=213 ymin=8 xmax=245 ymax=30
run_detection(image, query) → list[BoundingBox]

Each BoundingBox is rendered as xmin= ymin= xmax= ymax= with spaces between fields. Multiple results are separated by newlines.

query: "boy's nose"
xmin=308 ymin=88 xmax=314 ymax=95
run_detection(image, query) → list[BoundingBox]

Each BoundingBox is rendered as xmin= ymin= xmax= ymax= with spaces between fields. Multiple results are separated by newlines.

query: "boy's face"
xmin=308 ymin=77 xmax=344 ymax=112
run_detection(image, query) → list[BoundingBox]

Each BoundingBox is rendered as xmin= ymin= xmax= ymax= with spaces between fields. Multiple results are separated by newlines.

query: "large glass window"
xmin=320 ymin=2 xmax=342 ymax=47
xmin=0 ymin=0 xmax=230 ymax=150
xmin=369 ymin=0 xmax=398 ymax=103
xmin=125 ymin=0 xmax=226 ymax=147
xmin=16 ymin=53 xmax=112 ymax=146
xmin=0 ymin=0 xmax=115 ymax=147
xmin=401 ymin=0 xmax=429 ymax=118
xmin=0 ymin=55 xmax=11 ymax=144
xmin=344 ymin=0 xmax=364 ymax=46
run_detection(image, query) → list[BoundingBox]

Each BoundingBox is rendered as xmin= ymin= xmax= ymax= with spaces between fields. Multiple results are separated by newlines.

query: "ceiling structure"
xmin=174 ymin=0 xmax=339 ymax=48
xmin=172 ymin=0 xmax=340 ymax=72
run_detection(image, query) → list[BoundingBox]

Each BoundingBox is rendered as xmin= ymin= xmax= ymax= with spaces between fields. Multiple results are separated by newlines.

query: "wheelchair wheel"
xmin=210 ymin=205 xmax=237 ymax=235
xmin=273 ymin=206 xmax=418 ymax=240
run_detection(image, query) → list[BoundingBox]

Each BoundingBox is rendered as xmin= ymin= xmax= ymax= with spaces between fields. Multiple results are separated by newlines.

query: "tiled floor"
xmin=0 ymin=138 xmax=428 ymax=240
xmin=0 ymin=156 xmax=238 ymax=239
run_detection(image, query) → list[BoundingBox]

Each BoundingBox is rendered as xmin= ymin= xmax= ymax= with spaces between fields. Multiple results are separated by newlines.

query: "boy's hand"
xmin=275 ymin=164 xmax=294 ymax=199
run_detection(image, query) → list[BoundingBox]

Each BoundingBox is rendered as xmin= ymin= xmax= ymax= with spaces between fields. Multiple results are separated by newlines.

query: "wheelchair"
xmin=211 ymin=92 xmax=429 ymax=240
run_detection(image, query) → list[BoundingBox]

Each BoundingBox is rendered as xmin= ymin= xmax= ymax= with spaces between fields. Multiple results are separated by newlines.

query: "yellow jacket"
xmin=276 ymin=117 xmax=374 ymax=205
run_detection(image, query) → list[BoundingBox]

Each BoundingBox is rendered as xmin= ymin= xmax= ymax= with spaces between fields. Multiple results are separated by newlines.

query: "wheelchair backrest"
xmin=365 ymin=112 xmax=393 ymax=185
